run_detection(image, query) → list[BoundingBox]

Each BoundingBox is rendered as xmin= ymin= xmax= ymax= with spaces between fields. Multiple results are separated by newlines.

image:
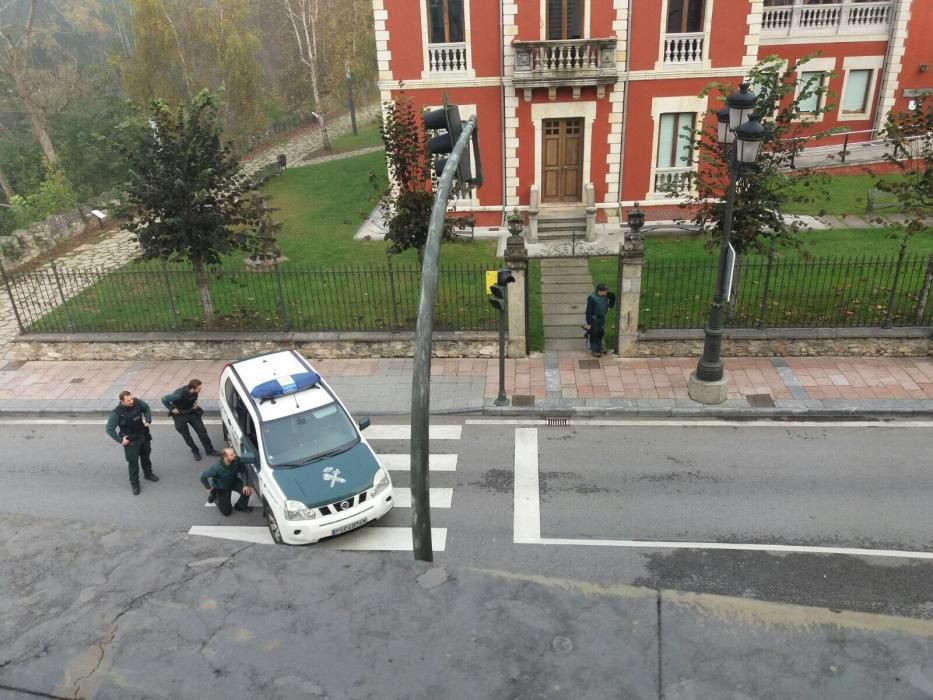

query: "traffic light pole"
xmin=410 ymin=115 xmax=477 ymax=563
xmin=494 ymin=303 xmax=508 ymax=407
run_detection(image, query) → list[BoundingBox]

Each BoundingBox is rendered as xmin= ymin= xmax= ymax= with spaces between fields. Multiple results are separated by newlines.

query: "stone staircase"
xmin=537 ymin=210 xmax=587 ymax=241
xmin=541 ymin=257 xmax=594 ymax=351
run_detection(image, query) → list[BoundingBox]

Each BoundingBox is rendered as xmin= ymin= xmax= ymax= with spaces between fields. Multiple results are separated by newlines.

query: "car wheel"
xmin=222 ymin=422 xmax=230 ymax=445
xmin=264 ymin=500 xmax=285 ymax=545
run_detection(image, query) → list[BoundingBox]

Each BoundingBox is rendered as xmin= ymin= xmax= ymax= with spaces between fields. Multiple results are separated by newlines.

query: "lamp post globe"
xmin=727 ymin=82 xmax=757 ymax=132
xmin=716 ymin=105 xmax=732 ymax=146
xmin=734 ymin=114 xmax=767 ymax=165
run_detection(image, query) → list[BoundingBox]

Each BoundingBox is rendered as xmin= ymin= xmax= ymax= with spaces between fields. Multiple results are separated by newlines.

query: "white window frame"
xmin=531 ymin=100 xmax=597 ymax=205
xmin=792 ymin=56 xmax=835 ymax=123
xmin=654 ymin=0 xmax=715 ymax=72
xmin=539 ymin=0 xmax=591 ymax=40
xmin=838 ymin=55 xmax=884 ymax=122
xmin=420 ymin=0 xmax=476 ymax=81
xmin=647 ymin=95 xmax=707 ymax=200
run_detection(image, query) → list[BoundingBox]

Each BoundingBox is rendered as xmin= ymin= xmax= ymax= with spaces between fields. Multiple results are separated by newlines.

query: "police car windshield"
xmin=261 ymin=402 xmax=359 ymax=468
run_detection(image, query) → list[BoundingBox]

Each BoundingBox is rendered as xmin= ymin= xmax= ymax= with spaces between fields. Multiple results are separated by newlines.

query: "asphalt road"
xmin=1 ymin=415 xmax=931 ymax=619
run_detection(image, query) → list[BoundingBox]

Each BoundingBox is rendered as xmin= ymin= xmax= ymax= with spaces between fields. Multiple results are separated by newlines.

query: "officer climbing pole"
xmin=410 ymin=94 xmax=482 ymax=562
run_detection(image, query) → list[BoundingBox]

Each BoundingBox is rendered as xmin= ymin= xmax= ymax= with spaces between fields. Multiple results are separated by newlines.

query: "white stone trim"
xmin=875 ymin=0 xmax=911 ymax=130
xmin=761 ymin=32 xmax=891 ymax=46
xmin=504 ymin=1 xmax=520 ymax=208
xmin=654 ymin=0 xmax=715 ymax=72
xmin=837 ymin=55 xmax=885 ymax=122
xmin=793 ymin=56 xmax=836 ymax=123
xmin=646 ymin=95 xmax=707 ymax=200
xmin=378 ymin=77 xmax=501 ymax=91
xmin=539 ymin=0 xmax=592 ymax=39
xmin=744 ymin=1 xmax=763 ymax=70
xmin=372 ymin=1 xmax=393 ymax=109
xmin=419 ymin=0 xmax=476 ymax=80
xmin=604 ymin=0 xmax=629 ymax=205
xmin=531 ymin=101 xmax=597 ymax=203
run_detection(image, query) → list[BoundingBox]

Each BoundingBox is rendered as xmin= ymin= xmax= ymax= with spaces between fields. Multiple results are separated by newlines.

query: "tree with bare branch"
xmin=282 ymin=0 xmax=331 ymax=151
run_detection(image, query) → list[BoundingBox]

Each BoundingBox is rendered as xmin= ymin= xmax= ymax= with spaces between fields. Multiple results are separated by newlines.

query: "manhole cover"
xmin=578 ymin=359 xmax=601 ymax=370
xmin=747 ymin=393 xmax=775 ymax=407
xmin=512 ymin=394 xmax=535 ymax=407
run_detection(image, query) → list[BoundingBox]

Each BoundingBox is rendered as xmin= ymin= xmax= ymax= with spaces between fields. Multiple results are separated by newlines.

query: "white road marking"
xmin=392 ymin=488 xmax=453 ymax=509
xmin=377 ymin=453 xmax=458 ymax=471
xmin=534 ymin=537 xmax=933 ymax=561
xmin=365 ymin=424 xmax=463 ymax=440
xmin=467 ymin=418 xmax=933 ymax=428
xmin=187 ymin=525 xmax=447 ymax=551
xmin=513 ymin=428 xmax=541 ymax=544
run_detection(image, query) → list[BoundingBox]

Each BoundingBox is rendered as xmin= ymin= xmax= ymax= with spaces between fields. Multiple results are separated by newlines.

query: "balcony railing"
xmin=427 ymin=42 xmax=469 ymax=74
xmin=512 ymin=38 xmax=618 ymax=88
xmin=761 ymin=1 xmax=892 ymax=39
xmin=653 ymin=168 xmax=693 ymax=195
xmin=661 ymin=32 xmax=705 ymax=65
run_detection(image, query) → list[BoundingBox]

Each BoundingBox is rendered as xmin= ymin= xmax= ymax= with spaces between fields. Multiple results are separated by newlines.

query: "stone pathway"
xmin=540 ymin=258 xmax=593 ymax=352
xmin=300 ymin=144 xmax=383 ymax=166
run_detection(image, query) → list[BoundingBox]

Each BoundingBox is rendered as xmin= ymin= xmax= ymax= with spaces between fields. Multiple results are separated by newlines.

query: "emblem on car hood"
xmin=322 ymin=466 xmax=347 ymax=488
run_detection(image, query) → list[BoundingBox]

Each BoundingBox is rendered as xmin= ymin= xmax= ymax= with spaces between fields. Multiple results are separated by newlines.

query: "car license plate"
xmin=332 ymin=519 xmax=366 ymax=536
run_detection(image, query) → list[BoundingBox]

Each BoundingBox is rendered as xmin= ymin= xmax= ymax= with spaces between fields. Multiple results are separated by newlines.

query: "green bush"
xmin=8 ymin=165 xmax=79 ymax=230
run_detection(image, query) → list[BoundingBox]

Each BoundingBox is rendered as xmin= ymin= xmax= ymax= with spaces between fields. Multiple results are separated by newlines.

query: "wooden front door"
xmin=541 ymin=118 xmax=584 ymax=203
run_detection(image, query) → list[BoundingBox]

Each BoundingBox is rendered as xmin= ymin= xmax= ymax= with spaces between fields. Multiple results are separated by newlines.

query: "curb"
xmin=482 ymin=404 xmax=933 ymax=420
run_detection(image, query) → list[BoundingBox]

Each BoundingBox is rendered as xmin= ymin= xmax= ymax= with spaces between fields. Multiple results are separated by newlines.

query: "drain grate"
xmin=747 ymin=393 xmax=775 ymax=408
xmin=546 ymin=417 xmax=569 ymax=427
xmin=578 ymin=359 xmax=601 ymax=370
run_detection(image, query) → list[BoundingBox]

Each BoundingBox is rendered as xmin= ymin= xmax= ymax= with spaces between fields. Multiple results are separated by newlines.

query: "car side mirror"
xmin=239 ymin=441 xmax=258 ymax=467
xmin=358 ymin=417 xmax=371 ymax=431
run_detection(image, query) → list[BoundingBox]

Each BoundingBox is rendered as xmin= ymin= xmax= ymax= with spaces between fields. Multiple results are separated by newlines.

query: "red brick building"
xmin=371 ymin=0 xmax=932 ymax=226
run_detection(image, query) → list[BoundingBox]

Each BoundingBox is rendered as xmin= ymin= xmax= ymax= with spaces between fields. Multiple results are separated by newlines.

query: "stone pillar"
xmin=504 ymin=210 xmax=529 ymax=358
xmin=616 ymin=234 xmax=645 ymax=357
xmin=584 ymin=183 xmax=596 ymax=242
xmin=527 ymin=185 xmax=540 ymax=243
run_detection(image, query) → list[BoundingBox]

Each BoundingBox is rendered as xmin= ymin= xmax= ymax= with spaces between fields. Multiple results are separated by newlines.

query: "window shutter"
xmin=547 ymin=0 xmax=564 ymax=40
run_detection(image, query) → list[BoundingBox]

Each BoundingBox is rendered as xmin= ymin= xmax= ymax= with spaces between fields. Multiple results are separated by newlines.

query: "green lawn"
xmin=783 ymin=173 xmax=902 ymax=217
xmin=24 ymin=150 xmax=502 ymax=333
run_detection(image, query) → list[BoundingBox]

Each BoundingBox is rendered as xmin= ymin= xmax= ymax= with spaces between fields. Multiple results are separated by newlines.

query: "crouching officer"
xmin=200 ymin=447 xmax=253 ymax=516
xmin=162 ymin=378 xmax=220 ymax=462
xmin=106 ymin=390 xmax=158 ymax=495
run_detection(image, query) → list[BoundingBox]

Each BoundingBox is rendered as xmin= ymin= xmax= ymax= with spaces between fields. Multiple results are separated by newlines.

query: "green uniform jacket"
xmin=161 ymin=386 xmax=199 ymax=414
xmin=105 ymin=399 xmax=152 ymax=443
xmin=200 ymin=457 xmax=248 ymax=491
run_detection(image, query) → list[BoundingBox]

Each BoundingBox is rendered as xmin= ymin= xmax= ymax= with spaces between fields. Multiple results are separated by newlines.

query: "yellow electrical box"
xmin=485 ymin=270 xmax=497 ymax=294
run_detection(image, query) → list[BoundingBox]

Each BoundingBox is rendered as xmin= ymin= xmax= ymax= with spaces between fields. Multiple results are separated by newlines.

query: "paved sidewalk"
xmin=0 ymin=352 xmax=930 ymax=417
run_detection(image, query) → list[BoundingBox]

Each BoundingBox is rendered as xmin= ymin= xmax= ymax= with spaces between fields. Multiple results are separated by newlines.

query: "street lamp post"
xmin=689 ymin=83 xmax=766 ymax=404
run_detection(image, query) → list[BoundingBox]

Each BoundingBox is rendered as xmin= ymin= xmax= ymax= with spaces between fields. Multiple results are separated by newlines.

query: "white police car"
xmin=219 ymin=350 xmax=394 ymax=545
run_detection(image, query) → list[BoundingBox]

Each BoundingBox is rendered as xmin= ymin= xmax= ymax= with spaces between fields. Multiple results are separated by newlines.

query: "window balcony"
xmin=761 ymin=1 xmax=892 ymax=41
xmin=427 ymin=42 xmax=469 ymax=75
xmin=512 ymin=38 xmax=618 ymax=95
xmin=661 ymin=32 xmax=705 ymax=65
xmin=653 ymin=168 xmax=693 ymax=196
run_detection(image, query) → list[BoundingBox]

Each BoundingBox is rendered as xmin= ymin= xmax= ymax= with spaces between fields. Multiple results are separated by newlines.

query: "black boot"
xmin=192 ymin=449 xmax=202 ymax=462
xmin=132 ymin=483 xmax=141 ymax=495
xmin=144 ymin=472 xmax=159 ymax=482
xmin=207 ymin=490 xmax=216 ymax=504
xmin=205 ymin=448 xmax=221 ymax=457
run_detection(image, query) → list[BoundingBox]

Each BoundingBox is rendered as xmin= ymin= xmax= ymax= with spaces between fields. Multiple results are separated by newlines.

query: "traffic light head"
xmin=488 ymin=268 xmax=515 ymax=312
xmin=422 ymin=100 xmax=472 ymax=188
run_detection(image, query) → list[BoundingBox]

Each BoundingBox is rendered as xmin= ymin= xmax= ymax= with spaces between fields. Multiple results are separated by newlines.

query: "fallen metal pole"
xmin=410 ymin=115 xmax=477 ymax=562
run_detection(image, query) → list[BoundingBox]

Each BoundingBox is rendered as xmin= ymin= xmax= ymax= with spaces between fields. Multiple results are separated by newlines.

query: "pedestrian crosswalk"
xmin=188 ymin=422 xmax=461 ymax=551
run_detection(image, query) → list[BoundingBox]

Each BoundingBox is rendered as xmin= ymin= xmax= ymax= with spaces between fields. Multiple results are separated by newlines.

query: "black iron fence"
xmin=641 ymin=250 xmax=933 ymax=330
xmin=3 ymin=260 xmax=498 ymax=334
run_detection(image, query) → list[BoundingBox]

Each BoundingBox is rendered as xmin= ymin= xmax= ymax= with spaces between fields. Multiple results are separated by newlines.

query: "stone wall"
xmin=636 ymin=328 xmax=931 ymax=358
xmin=0 ymin=208 xmax=97 ymax=270
xmin=10 ymin=331 xmax=499 ymax=361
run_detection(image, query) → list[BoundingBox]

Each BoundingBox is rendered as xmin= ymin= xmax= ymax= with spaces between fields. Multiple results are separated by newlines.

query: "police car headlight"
xmin=284 ymin=500 xmax=317 ymax=521
xmin=369 ymin=468 xmax=390 ymax=497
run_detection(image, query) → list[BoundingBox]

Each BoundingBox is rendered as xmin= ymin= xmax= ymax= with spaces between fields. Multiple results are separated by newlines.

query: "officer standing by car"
xmin=200 ymin=448 xmax=253 ymax=516
xmin=162 ymin=378 xmax=220 ymax=461
xmin=105 ymin=390 xmax=158 ymax=495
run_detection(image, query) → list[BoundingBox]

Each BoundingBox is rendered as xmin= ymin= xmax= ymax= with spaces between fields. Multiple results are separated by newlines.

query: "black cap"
xmin=596 ymin=283 xmax=608 ymax=291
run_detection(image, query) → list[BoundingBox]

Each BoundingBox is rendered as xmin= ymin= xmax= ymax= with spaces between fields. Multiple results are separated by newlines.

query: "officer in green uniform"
xmin=106 ymin=390 xmax=158 ymax=495
xmin=199 ymin=447 xmax=253 ymax=516
xmin=584 ymin=282 xmax=616 ymax=356
xmin=161 ymin=378 xmax=220 ymax=462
